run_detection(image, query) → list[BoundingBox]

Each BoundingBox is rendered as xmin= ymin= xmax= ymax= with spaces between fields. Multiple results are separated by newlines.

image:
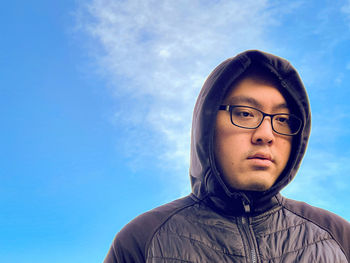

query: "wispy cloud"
xmin=77 ymin=0 xmax=283 ymax=171
xmin=76 ymin=1 xmax=350 ymax=210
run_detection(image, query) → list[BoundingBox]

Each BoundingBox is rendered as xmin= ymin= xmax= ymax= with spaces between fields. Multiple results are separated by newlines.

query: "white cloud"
xmin=75 ymin=1 xmax=350 ymax=216
xmin=78 ymin=0 xmax=283 ymax=169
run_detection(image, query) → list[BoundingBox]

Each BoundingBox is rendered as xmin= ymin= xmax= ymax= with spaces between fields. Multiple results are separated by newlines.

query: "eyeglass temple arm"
xmin=219 ymin=105 xmax=230 ymax=111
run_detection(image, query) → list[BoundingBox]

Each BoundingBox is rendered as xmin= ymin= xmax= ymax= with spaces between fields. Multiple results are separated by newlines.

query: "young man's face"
xmin=214 ymin=78 xmax=292 ymax=191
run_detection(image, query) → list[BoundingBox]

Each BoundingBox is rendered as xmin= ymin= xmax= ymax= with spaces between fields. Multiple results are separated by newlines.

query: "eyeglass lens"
xmin=230 ymin=106 xmax=301 ymax=135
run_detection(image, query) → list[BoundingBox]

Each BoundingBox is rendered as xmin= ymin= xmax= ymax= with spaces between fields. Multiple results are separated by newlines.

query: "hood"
xmin=190 ymin=50 xmax=311 ymax=214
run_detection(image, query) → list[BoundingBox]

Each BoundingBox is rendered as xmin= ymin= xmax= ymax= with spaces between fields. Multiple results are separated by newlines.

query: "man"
xmin=104 ymin=50 xmax=350 ymax=262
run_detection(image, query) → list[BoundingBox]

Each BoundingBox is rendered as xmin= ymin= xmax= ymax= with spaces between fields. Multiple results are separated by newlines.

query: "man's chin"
xmin=223 ymin=170 xmax=278 ymax=192
xmin=239 ymin=177 xmax=276 ymax=192
xmin=245 ymin=183 xmax=272 ymax=192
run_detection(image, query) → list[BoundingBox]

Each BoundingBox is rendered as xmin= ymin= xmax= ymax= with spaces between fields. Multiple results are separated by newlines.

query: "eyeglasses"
xmin=219 ymin=105 xmax=302 ymax=136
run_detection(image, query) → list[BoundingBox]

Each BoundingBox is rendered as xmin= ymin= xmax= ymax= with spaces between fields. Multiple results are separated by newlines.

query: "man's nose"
xmin=251 ymin=117 xmax=275 ymax=144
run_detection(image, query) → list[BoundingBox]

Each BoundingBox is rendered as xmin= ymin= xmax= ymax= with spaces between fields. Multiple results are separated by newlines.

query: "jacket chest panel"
xmin=251 ymin=208 xmax=348 ymax=262
xmin=146 ymin=205 xmax=348 ymax=263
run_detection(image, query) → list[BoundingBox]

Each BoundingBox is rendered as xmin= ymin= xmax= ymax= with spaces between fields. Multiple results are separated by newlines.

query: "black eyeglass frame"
xmin=218 ymin=105 xmax=302 ymax=136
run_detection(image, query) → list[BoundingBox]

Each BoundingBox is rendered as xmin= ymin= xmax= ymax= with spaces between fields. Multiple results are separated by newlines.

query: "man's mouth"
xmin=248 ymin=152 xmax=272 ymax=160
xmin=247 ymin=153 xmax=273 ymax=166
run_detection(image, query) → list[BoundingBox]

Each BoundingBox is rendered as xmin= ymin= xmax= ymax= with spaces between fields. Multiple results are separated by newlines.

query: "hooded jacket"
xmin=104 ymin=50 xmax=350 ymax=263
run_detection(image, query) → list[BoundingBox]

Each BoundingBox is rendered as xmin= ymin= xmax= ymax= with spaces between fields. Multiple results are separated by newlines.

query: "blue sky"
xmin=1 ymin=0 xmax=350 ymax=262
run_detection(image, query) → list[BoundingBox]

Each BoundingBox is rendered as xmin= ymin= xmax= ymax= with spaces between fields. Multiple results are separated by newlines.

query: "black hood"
xmin=190 ymin=50 xmax=311 ymax=214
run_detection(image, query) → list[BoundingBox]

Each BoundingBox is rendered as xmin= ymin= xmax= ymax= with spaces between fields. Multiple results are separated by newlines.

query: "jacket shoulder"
xmin=103 ymin=195 xmax=197 ymax=263
xmin=282 ymin=197 xmax=350 ymax=262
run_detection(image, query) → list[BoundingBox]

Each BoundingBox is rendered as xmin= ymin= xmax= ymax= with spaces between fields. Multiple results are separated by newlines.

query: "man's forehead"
xmin=226 ymin=95 xmax=289 ymax=111
xmin=223 ymin=77 xmax=290 ymax=112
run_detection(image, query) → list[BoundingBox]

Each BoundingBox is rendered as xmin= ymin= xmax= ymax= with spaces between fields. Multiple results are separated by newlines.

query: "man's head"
xmin=190 ymin=50 xmax=310 ymax=206
xmin=214 ymin=68 xmax=300 ymax=192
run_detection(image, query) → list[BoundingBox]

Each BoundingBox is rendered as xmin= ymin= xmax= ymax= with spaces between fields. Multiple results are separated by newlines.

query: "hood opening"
xmin=190 ymin=50 xmax=311 ymax=213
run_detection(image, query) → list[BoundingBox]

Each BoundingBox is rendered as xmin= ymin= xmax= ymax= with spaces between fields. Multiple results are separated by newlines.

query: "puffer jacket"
xmin=104 ymin=50 xmax=350 ymax=263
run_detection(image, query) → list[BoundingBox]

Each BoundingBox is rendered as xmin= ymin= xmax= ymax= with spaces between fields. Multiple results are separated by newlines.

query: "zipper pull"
xmin=242 ymin=198 xmax=251 ymax=213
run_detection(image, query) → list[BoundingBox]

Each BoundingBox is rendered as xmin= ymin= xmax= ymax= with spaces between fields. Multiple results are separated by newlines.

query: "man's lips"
xmin=247 ymin=153 xmax=273 ymax=161
xmin=247 ymin=153 xmax=273 ymax=167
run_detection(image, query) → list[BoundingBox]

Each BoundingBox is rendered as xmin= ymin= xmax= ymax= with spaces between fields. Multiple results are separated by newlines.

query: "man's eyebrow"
xmin=226 ymin=96 xmax=262 ymax=108
xmin=226 ymin=96 xmax=289 ymax=111
xmin=272 ymin=102 xmax=289 ymax=111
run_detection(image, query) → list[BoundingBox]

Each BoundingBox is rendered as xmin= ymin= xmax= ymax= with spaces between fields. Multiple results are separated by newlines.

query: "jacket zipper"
xmin=241 ymin=199 xmax=258 ymax=263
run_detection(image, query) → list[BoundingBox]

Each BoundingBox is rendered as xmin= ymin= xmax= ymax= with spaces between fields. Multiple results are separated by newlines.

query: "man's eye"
xmin=240 ymin=112 xmax=251 ymax=117
xmin=234 ymin=111 xmax=254 ymax=118
xmin=275 ymin=116 xmax=289 ymax=124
